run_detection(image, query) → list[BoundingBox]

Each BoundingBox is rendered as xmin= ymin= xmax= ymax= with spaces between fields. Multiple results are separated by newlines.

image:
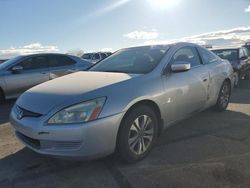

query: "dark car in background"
xmin=242 ymin=42 xmax=250 ymax=54
xmin=211 ymin=47 xmax=250 ymax=86
xmin=82 ymin=52 xmax=112 ymax=63
xmin=0 ymin=53 xmax=92 ymax=102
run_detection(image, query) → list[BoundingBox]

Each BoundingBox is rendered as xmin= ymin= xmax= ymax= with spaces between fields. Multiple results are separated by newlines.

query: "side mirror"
xmin=11 ymin=66 xmax=23 ymax=74
xmin=171 ymin=62 xmax=191 ymax=73
xmin=240 ymin=56 xmax=248 ymax=60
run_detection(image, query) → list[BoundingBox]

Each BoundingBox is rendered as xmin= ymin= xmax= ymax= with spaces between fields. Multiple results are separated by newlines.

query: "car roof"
xmin=83 ymin=52 xmax=111 ymax=54
xmin=20 ymin=53 xmax=78 ymax=58
xmin=211 ymin=47 xmax=241 ymax=51
xmin=121 ymin=42 xmax=197 ymax=51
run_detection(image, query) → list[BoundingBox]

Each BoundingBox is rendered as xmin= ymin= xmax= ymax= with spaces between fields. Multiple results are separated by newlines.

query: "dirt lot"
xmin=0 ymin=80 xmax=250 ymax=188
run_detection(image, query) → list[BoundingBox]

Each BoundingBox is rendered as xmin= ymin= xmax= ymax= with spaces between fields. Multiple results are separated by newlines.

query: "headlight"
xmin=48 ymin=97 xmax=106 ymax=124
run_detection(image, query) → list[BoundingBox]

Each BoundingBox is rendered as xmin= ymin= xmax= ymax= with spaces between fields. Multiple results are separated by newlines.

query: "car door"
xmin=198 ymin=47 xmax=225 ymax=106
xmin=162 ymin=46 xmax=210 ymax=124
xmin=48 ymin=55 xmax=77 ymax=79
xmin=4 ymin=55 xmax=50 ymax=98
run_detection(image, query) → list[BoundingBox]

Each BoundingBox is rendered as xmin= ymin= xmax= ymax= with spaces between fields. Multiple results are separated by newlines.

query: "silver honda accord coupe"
xmin=10 ymin=42 xmax=234 ymax=163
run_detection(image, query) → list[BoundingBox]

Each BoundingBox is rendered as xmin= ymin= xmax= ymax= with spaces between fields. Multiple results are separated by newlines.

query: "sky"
xmin=0 ymin=0 xmax=250 ymax=58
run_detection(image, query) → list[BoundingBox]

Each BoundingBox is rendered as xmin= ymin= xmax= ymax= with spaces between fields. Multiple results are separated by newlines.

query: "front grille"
xmin=16 ymin=105 xmax=42 ymax=118
xmin=16 ymin=132 xmax=40 ymax=149
xmin=53 ymin=141 xmax=82 ymax=150
xmin=42 ymin=140 xmax=82 ymax=151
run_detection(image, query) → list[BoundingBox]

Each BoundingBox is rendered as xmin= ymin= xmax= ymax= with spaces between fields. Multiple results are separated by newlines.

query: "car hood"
xmin=16 ymin=71 xmax=139 ymax=114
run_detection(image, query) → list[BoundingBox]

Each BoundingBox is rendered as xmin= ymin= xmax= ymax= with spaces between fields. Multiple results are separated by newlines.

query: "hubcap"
xmin=220 ymin=83 xmax=230 ymax=108
xmin=128 ymin=115 xmax=154 ymax=155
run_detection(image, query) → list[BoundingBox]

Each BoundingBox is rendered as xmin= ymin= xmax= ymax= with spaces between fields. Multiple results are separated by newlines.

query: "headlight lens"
xmin=48 ymin=97 xmax=106 ymax=124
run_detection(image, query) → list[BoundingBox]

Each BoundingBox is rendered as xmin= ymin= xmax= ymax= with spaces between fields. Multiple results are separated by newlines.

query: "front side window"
xmin=1 ymin=56 xmax=23 ymax=70
xmin=212 ymin=49 xmax=239 ymax=61
xmin=18 ymin=56 xmax=48 ymax=70
xmin=89 ymin=46 xmax=169 ymax=74
xmin=172 ymin=47 xmax=201 ymax=67
xmin=199 ymin=47 xmax=218 ymax=64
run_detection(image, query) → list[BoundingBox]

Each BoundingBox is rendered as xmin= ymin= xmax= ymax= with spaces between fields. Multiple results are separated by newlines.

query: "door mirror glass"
xmin=171 ymin=62 xmax=191 ymax=73
xmin=11 ymin=66 xmax=23 ymax=73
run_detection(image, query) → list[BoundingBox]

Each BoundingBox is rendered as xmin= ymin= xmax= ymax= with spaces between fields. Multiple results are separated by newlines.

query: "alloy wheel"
xmin=220 ymin=83 xmax=230 ymax=108
xmin=128 ymin=115 xmax=154 ymax=155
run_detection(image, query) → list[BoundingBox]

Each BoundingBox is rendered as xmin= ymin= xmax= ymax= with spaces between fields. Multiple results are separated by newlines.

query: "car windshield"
xmin=212 ymin=49 xmax=238 ymax=61
xmin=0 ymin=56 xmax=22 ymax=69
xmin=89 ymin=46 xmax=169 ymax=74
xmin=82 ymin=53 xmax=93 ymax=59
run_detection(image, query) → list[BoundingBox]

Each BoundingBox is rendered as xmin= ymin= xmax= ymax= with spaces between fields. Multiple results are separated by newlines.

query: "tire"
xmin=234 ymin=72 xmax=239 ymax=87
xmin=213 ymin=80 xmax=231 ymax=112
xmin=117 ymin=105 xmax=158 ymax=163
xmin=0 ymin=89 xmax=5 ymax=104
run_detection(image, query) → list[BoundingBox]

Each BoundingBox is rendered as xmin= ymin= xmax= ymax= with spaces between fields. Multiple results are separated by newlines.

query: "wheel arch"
xmin=0 ymin=86 xmax=5 ymax=101
xmin=119 ymin=99 xmax=164 ymax=137
xmin=224 ymin=77 xmax=232 ymax=91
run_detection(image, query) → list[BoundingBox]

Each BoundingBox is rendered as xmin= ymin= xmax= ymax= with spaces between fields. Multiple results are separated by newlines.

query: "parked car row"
xmin=9 ymin=42 xmax=235 ymax=163
xmin=242 ymin=42 xmax=250 ymax=52
xmin=81 ymin=52 xmax=112 ymax=63
xmin=211 ymin=46 xmax=250 ymax=86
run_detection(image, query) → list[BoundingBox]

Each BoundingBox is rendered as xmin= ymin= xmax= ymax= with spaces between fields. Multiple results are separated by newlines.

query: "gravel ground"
xmin=0 ymin=80 xmax=250 ymax=188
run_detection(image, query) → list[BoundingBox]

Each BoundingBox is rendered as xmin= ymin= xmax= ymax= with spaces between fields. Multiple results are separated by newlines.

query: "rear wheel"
xmin=0 ymin=89 xmax=5 ymax=104
xmin=213 ymin=80 xmax=231 ymax=112
xmin=117 ymin=105 xmax=158 ymax=163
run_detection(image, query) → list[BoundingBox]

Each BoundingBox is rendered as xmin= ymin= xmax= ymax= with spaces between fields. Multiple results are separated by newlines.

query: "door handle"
xmin=203 ymin=78 xmax=208 ymax=82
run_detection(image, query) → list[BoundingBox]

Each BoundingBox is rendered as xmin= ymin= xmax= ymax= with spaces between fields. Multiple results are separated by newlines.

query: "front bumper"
xmin=10 ymin=109 xmax=125 ymax=159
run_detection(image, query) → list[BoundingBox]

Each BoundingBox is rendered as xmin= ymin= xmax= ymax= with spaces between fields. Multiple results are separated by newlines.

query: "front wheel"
xmin=0 ymin=90 xmax=5 ymax=104
xmin=213 ymin=80 xmax=231 ymax=112
xmin=117 ymin=105 xmax=158 ymax=163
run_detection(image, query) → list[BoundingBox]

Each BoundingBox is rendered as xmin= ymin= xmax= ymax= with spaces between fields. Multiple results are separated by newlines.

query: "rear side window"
xmin=49 ymin=55 xmax=76 ymax=67
xmin=172 ymin=47 xmax=201 ymax=67
xmin=199 ymin=47 xmax=218 ymax=64
xmin=18 ymin=56 xmax=48 ymax=70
